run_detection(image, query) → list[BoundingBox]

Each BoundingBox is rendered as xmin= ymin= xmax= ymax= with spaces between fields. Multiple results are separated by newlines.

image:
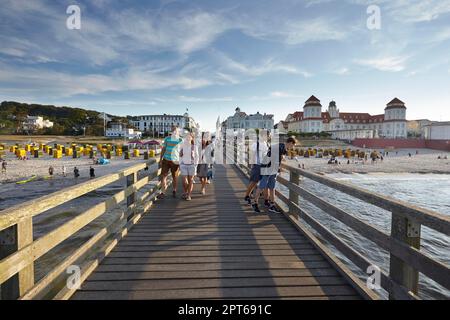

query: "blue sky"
xmin=0 ymin=0 xmax=449 ymax=131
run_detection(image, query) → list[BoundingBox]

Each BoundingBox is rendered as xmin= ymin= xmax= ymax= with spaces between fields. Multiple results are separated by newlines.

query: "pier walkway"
xmin=72 ymin=165 xmax=360 ymax=300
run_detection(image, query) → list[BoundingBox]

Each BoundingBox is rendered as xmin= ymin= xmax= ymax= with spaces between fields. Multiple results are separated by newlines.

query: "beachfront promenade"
xmin=0 ymin=157 xmax=449 ymax=300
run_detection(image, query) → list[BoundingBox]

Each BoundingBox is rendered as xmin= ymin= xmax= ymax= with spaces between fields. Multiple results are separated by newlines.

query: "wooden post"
xmin=126 ymin=172 xmax=138 ymax=221
xmin=388 ymin=212 xmax=421 ymax=299
xmin=0 ymin=218 xmax=34 ymax=299
xmin=289 ymin=170 xmax=300 ymax=215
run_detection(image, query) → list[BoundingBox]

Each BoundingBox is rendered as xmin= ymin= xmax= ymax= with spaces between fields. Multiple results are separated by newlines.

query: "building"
xmin=131 ymin=113 xmax=197 ymax=136
xmin=285 ymin=96 xmax=408 ymax=140
xmin=407 ymin=119 xmax=432 ymax=138
xmin=275 ymin=121 xmax=289 ymax=134
xmin=22 ymin=116 xmax=54 ymax=132
xmin=422 ymin=122 xmax=450 ymax=140
xmin=105 ymin=122 xmax=142 ymax=139
xmin=223 ymin=108 xmax=274 ymax=131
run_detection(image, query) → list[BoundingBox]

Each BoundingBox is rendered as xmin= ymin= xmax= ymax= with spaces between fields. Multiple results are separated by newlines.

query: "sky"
xmin=0 ymin=0 xmax=449 ymax=131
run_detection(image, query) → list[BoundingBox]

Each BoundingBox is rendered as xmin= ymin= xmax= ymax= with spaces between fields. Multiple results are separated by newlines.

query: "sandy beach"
xmin=288 ymin=148 xmax=450 ymax=174
xmin=0 ymin=153 xmax=148 ymax=185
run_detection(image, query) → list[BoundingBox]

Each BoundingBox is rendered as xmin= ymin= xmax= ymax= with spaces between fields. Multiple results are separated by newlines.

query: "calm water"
xmin=279 ymin=173 xmax=450 ymax=300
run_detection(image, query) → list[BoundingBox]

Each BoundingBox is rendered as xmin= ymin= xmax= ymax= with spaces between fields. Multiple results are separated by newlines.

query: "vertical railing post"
xmin=126 ymin=171 xmax=138 ymax=221
xmin=0 ymin=218 xmax=34 ymax=299
xmin=289 ymin=169 xmax=300 ymax=214
xmin=388 ymin=212 xmax=421 ymax=299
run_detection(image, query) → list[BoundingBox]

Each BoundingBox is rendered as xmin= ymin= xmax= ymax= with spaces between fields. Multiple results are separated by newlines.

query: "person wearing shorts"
xmin=252 ymin=136 xmax=297 ymax=214
xmin=244 ymin=136 xmax=268 ymax=205
xmin=158 ymin=126 xmax=182 ymax=199
xmin=180 ymin=132 xmax=198 ymax=201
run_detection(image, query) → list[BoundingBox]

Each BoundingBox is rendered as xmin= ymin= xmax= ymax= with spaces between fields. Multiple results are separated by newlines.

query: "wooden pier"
xmin=1 ymin=156 xmax=449 ymax=300
xmin=72 ymin=165 xmax=362 ymax=300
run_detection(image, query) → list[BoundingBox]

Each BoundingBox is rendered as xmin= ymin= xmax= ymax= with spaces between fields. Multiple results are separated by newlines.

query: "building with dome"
xmin=285 ymin=95 xmax=407 ymax=140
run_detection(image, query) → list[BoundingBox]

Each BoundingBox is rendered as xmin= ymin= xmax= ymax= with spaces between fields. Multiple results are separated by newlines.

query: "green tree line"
xmin=0 ymin=101 xmax=129 ymax=136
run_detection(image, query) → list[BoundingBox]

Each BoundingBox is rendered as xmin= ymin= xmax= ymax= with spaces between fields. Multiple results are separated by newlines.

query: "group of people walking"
xmin=157 ymin=126 xmax=213 ymax=201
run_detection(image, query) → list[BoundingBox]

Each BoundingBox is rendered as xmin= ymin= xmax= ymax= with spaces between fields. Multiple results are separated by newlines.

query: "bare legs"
xmin=200 ymin=177 xmax=207 ymax=194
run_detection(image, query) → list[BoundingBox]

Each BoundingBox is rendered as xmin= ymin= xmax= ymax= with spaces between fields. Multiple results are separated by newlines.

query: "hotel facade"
xmin=285 ymin=96 xmax=408 ymax=140
xmin=131 ymin=113 xmax=197 ymax=136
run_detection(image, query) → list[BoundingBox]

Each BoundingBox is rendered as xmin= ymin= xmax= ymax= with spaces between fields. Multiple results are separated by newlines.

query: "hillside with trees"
xmin=0 ymin=101 xmax=128 ymax=136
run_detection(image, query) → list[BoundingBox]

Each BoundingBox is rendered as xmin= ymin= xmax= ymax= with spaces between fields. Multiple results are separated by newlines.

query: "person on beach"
xmin=74 ymin=167 xmax=80 ymax=178
xmin=48 ymin=166 xmax=54 ymax=177
xmin=1 ymin=160 xmax=6 ymax=174
xmin=62 ymin=165 xmax=67 ymax=177
xmin=197 ymin=137 xmax=210 ymax=195
xmin=180 ymin=132 xmax=198 ymax=201
xmin=158 ymin=126 xmax=183 ymax=199
xmin=244 ymin=133 xmax=268 ymax=205
xmin=90 ymin=166 xmax=95 ymax=179
xmin=252 ymin=136 xmax=296 ymax=214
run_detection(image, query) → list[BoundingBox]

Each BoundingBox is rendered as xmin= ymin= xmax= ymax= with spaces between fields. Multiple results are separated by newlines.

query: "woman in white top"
xmin=180 ymin=132 xmax=198 ymax=201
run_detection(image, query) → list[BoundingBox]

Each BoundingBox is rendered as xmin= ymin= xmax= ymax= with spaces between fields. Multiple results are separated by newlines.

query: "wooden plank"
xmin=72 ymin=285 xmax=358 ymax=300
xmin=112 ymin=244 xmax=314 ymax=251
xmin=106 ymin=248 xmax=320 ymax=258
xmin=80 ymin=276 xmax=349 ymax=291
xmin=94 ymin=261 xmax=332 ymax=272
xmin=88 ymin=268 xmax=341 ymax=281
xmin=100 ymin=255 xmax=326 ymax=265
xmin=389 ymin=212 xmax=420 ymax=299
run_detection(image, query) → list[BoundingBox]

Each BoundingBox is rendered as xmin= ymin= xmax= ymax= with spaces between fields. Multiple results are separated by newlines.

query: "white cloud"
xmin=270 ymin=91 xmax=304 ymax=98
xmin=334 ymin=67 xmax=350 ymax=75
xmin=355 ymin=56 xmax=408 ymax=72
xmin=0 ymin=62 xmax=214 ymax=98
xmin=177 ymin=96 xmax=233 ymax=102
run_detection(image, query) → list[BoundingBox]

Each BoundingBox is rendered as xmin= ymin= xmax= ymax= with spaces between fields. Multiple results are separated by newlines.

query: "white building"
xmin=106 ymin=122 xmax=142 ymax=139
xmin=22 ymin=116 xmax=54 ymax=131
xmin=131 ymin=113 xmax=197 ymax=136
xmin=285 ymin=96 xmax=408 ymax=140
xmin=422 ymin=122 xmax=450 ymax=140
xmin=223 ymin=108 xmax=274 ymax=131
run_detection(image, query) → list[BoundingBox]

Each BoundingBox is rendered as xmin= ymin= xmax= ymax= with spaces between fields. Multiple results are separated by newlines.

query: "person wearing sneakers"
xmin=197 ymin=135 xmax=210 ymax=195
xmin=252 ymin=136 xmax=297 ymax=214
xmin=180 ymin=132 xmax=198 ymax=201
xmin=158 ymin=126 xmax=183 ymax=199
xmin=244 ymin=132 xmax=268 ymax=205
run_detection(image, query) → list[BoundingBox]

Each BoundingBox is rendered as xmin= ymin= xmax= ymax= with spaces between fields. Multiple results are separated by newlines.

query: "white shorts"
xmin=180 ymin=164 xmax=196 ymax=176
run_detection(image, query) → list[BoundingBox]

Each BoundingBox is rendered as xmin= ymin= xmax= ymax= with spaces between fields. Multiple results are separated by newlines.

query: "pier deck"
xmin=71 ymin=165 xmax=361 ymax=300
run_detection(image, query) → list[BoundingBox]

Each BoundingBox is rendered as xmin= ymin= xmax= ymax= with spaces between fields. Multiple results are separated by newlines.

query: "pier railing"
xmin=0 ymin=159 xmax=164 ymax=300
xmin=231 ymin=145 xmax=450 ymax=300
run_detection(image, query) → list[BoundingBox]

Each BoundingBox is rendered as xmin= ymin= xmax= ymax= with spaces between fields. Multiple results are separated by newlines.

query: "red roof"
xmin=387 ymin=98 xmax=405 ymax=105
xmin=386 ymin=98 xmax=406 ymax=109
xmin=305 ymin=95 xmax=322 ymax=106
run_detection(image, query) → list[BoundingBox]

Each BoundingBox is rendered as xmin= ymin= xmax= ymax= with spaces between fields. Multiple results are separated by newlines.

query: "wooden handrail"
xmin=278 ymin=162 xmax=450 ymax=299
xmin=281 ymin=164 xmax=450 ymax=235
xmin=229 ymin=141 xmax=448 ymax=299
xmin=0 ymin=159 xmax=162 ymax=300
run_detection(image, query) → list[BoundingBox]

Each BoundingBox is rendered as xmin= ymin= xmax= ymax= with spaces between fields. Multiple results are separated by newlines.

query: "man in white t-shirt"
xmin=243 ymin=135 xmax=268 ymax=205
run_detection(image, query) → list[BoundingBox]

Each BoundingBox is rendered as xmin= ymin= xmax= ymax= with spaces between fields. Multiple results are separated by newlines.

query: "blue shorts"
xmin=249 ymin=165 xmax=261 ymax=183
xmin=259 ymin=174 xmax=277 ymax=190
